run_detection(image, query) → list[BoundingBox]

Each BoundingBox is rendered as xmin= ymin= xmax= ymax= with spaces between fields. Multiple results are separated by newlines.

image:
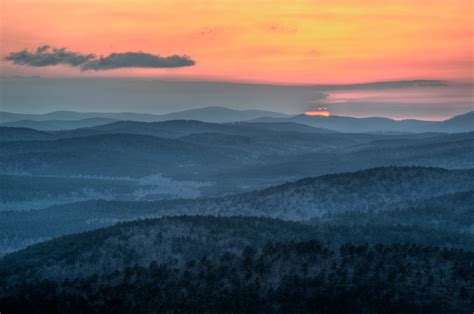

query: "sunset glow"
xmin=2 ymin=0 xmax=473 ymax=84
xmin=305 ymin=111 xmax=330 ymax=117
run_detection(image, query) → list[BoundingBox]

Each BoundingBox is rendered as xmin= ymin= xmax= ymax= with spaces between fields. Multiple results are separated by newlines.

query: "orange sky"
xmin=1 ymin=0 xmax=473 ymax=83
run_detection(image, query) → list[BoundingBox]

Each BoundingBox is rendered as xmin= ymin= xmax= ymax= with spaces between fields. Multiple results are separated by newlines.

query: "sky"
xmin=1 ymin=0 xmax=473 ymax=119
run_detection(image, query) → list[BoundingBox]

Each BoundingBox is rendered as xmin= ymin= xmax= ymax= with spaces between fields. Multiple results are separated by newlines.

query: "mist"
xmin=1 ymin=77 xmax=472 ymax=120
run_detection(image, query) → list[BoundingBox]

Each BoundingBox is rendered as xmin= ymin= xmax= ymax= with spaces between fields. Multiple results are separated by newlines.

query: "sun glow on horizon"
xmin=305 ymin=108 xmax=331 ymax=117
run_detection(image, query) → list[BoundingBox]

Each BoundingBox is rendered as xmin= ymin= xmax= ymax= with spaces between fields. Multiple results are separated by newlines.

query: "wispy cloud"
xmin=4 ymin=46 xmax=195 ymax=71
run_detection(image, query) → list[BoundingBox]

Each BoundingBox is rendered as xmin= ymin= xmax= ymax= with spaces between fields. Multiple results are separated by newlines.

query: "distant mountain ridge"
xmin=252 ymin=110 xmax=474 ymax=133
xmin=2 ymin=107 xmax=472 ymax=133
xmin=156 ymin=106 xmax=290 ymax=122
xmin=0 ymin=118 xmax=118 ymax=131
xmin=425 ymin=110 xmax=474 ymax=133
xmin=81 ymin=119 xmax=335 ymax=138
xmin=0 ymin=119 xmax=334 ymax=143
xmin=0 ymin=106 xmax=290 ymax=125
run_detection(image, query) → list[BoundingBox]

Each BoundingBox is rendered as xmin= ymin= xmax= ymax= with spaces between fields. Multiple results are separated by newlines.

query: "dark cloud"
xmin=4 ymin=46 xmax=195 ymax=71
xmin=5 ymin=46 xmax=95 ymax=67
xmin=80 ymin=52 xmax=195 ymax=71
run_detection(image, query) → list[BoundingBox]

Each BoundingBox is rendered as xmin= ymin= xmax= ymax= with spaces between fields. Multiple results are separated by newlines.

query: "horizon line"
xmin=1 ymin=106 xmax=472 ymax=123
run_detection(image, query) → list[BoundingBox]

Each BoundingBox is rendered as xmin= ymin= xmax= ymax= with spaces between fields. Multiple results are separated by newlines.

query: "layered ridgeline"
xmin=2 ymin=107 xmax=474 ymax=133
xmin=0 ymin=118 xmax=118 ymax=131
xmin=1 ymin=216 xmax=472 ymax=313
xmin=252 ymin=110 xmax=474 ymax=133
xmin=0 ymin=107 xmax=291 ymax=125
xmin=2 ymin=167 xmax=474 ymax=254
xmin=1 ymin=108 xmax=474 ymax=313
xmin=0 ymin=119 xmax=334 ymax=142
xmin=1 ymin=121 xmax=473 ymax=201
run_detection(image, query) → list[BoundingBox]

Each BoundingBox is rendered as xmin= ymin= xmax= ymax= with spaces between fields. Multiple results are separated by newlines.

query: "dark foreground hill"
xmin=0 ymin=216 xmax=472 ymax=313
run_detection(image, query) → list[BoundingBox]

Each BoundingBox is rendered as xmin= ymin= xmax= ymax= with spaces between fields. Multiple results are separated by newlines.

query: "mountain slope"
xmin=2 ymin=215 xmax=473 ymax=280
xmin=315 ymin=190 xmax=474 ymax=233
xmin=0 ymin=110 xmax=160 ymax=123
xmin=426 ymin=111 xmax=474 ymax=133
xmin=3 ymin=108 xmax=472 ymax=133
xmin=0 ymin=133 xmax=241 ymax=177
xmin=2 ymin=130 xmax=473 ymax=197
xmin=0 ymin=120 xmax=334 ymax=143
xmin=2 ymin=167 xmax=474 ymax=255
xmin=221 ymin=166 xmax=474 ymax=219
xmin=79 ymin=120 xmax=333 ymax=138
xmin=1 ymin=124 xmax=472 ymax=207
xmin=0 ymin=127 xmax=53 ymax=142
xmin=253 ymin=110 xmax=474 ymax=133
xmin=0 ymin=107 xmax=290 ymax=124
xmin=156 ymin=106 xmax=290 ymax=122
xmin=0 ymin=118 xmax=118 ymax=131
xmin=1 ymin=216 xmax=472 ymax=314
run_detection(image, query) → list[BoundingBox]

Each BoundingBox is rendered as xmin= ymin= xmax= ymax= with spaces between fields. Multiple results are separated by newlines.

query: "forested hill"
xmin=2 ymin=127 xmax=473 ymax=191
xmin=1 ymin=216 xmax=472 ymax=313
xmin=315 ymin=190 xmax=474 ymax=233
xmin=221 ymin=166 xmax=474 ymax=219
xmin=73 ymin=166 xmax=472 ymax=221
xmin=2 ymin=167 xmax=474 ymax=256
